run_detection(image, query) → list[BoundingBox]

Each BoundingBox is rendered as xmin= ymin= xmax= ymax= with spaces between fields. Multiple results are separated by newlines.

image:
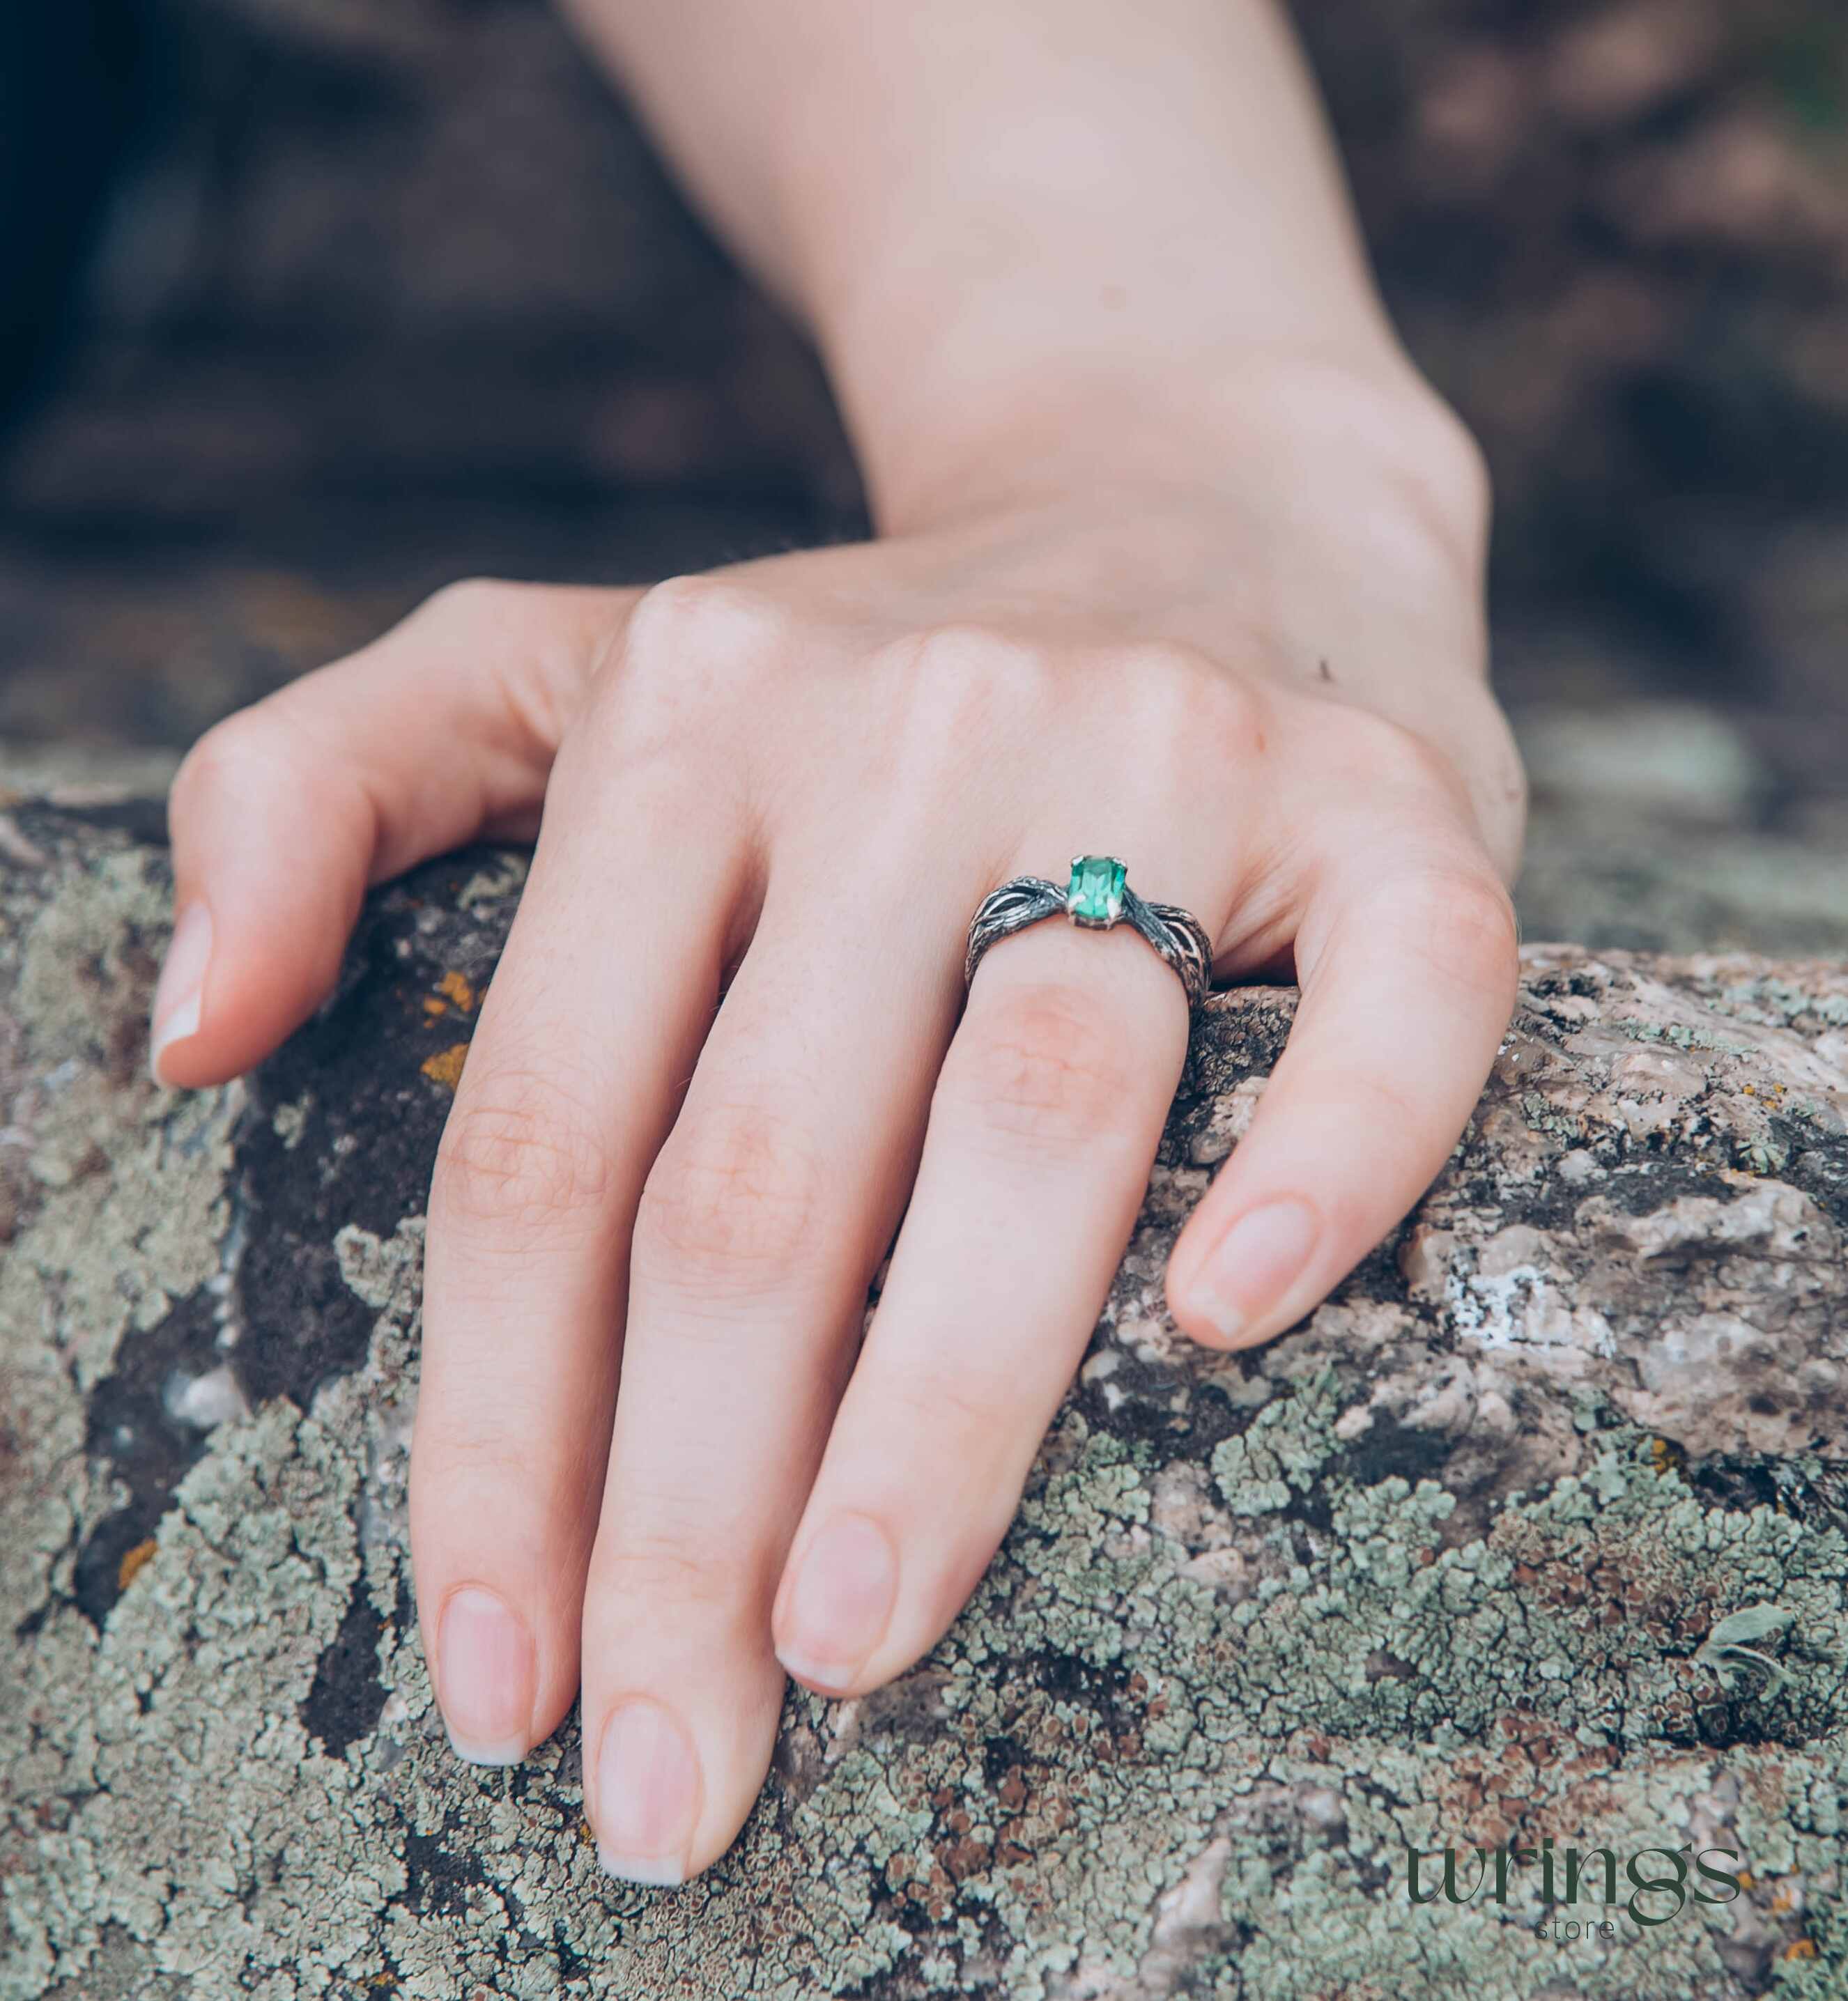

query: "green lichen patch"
xmin=5 ymin=833 xmax=1848 ymax=1998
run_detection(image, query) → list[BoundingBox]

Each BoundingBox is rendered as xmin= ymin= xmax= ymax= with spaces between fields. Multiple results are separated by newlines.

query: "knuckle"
xmin=1332 ymin=1063 xmax=1425 ymax=1135
xmin=889 ymin=622 xmax=1057 ymax=740
xmin=413 ymin=1419 xmax=518 ymax=1495
xmin=946 ymin=982 xmax=1146 ymax=1152
xmin=1442 ymin=872 xmax=1523 ymax=983
xmin=584 ymin=575 xmax=784 ymax=772
xmin=1137 ymin=643 xmax=1267 ymax=766
xmin=432 ymin=1069 xmax=613 ymax=1232
xmin=413 ymin=1416 xmax=597 ymax=1531
xmin=1379 ymin=867 xmax=1520 ymax=1000
xmin=171 ymin=707 xmax=292 ymax=811
xmin=593 ymin=1528 xmax=742 ymax=1617
xmin=418 ymin=1416 xmax=576 ymax=1504
xmin=632 ymin=1101 xmax=822 ymax=1298
xmin=623 ymin=574 xmax=785 ymax=683
xmin=888 ymin=1364 xmax=1005 ymax=1440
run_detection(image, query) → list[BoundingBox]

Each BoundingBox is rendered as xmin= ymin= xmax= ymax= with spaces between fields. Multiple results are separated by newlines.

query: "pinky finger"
xmin=1165 ymin=843 xmax=1518 ymax=1350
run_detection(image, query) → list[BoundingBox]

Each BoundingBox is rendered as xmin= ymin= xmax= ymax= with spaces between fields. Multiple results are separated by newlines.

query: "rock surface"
xmin=3 ymin=803 xmax=1848 ymax=2000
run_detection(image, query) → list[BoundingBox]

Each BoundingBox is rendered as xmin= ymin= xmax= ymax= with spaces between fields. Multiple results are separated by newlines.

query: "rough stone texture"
xmin=3 ymin=798 xmax=1848 ymax=1999
xmin=1510 ymin=700 xmax=1848 ymax=961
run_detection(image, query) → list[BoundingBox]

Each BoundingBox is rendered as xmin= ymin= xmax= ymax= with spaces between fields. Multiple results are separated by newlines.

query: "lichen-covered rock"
xmin=3 ymin=802 xmax=1847 ymax=2000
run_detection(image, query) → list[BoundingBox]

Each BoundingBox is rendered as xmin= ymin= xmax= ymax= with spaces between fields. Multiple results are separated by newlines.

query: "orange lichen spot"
xmin=438 ymin=970 xmax=477 ymax=1014
xmin=1648 ymin=1437 xmax=1684 ymax=1476
xmin=421 ymin=996 xmax=448 ymax=1018
xmin=1783 ymin=1940 xmax=1817 ymax=1961
xmin=1771 ymin=1886 xmax=1797 ymax=1914
xmin=421 ymin=1043 xmax=470 ymax=1092
xmin=1738 ymin=1871 xmax=1757 ymax=1892
xmin=117 ymin=1538 xmax=157 ymax=1591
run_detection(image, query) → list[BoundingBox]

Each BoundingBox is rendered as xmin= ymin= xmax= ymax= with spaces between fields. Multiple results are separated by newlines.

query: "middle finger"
xmin=579 ymin=870 xmax=965 ymax=1884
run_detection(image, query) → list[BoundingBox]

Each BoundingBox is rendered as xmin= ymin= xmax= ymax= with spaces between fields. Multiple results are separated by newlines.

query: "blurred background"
xmin=1 ymin=0 xmax=1843 ymax=953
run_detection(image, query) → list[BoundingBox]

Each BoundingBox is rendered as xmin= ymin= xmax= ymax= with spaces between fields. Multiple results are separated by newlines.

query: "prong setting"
xmin=966 ymin=862 xmax=1213 ymax=1011
xmin=1065 ymin=855 xmax=1128 ymax=928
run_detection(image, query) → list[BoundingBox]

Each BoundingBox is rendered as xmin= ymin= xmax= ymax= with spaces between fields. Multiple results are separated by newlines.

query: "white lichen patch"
xmin=162 ymin=1362 xmax=250 ymax=1430
xmin=271 ymin=1093 xmax=311 ymax=1149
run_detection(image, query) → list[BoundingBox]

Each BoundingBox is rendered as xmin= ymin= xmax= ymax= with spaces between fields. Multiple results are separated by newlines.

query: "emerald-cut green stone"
xmin=1066 ymin=854 xmax=1127 ymax=926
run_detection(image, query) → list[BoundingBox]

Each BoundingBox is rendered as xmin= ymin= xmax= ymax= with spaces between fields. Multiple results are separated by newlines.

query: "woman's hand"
xmin=151 ymin=394 xmax=1525 ymax=1882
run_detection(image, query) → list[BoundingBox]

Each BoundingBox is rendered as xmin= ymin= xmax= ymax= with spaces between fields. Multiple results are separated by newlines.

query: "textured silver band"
xmin=964 ymin=873 xmax=1216 ymax=1012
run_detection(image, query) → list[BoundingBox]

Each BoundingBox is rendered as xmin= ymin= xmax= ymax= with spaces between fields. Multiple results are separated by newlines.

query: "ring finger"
xmin=771 ymin=845 xmax=1228 ymax=1696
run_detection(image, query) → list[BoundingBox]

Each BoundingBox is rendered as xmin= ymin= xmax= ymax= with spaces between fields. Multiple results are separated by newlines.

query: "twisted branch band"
xmin=964 ymin=856 xmax=1216 ymax=1013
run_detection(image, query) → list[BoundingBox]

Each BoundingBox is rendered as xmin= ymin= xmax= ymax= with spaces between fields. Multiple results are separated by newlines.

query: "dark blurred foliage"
xmin=0 ymin=0 xmax=1843 ymax=778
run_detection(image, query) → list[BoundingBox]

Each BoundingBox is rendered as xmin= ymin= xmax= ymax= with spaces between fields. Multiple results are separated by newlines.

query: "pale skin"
xmin=148 ymin=0 xmax=1527 ymax=1883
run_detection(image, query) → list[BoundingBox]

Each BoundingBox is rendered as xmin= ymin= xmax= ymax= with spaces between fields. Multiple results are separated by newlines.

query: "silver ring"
xmin=964 ymin=855 xmax=1215 ymax=1012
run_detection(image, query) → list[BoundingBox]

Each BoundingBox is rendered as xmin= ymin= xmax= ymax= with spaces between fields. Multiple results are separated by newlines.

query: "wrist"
xmin=862 ymin=346 xmax=1488 ymax=574
xmin=862 ymin=352 xmax=1492 ymax=695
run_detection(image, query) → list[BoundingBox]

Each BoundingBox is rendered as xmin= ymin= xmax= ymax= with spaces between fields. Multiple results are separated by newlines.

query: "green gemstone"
xmin=1066 ymin=854 xmax=1127 ymax=926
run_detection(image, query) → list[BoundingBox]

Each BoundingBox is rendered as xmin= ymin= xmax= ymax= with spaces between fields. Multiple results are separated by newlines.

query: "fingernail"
xmin=150 ymin=902 xmax=213 ymax=1084
xmin=1189 ymin=1198 xmax=1320 ymax=1345
xmin=595 ymin=1699 xmax=700 ymax=1886
xmin=436 ymin=1586 xmax=534 ymax=1766
xmin=775 ymin=1511 xmax=897 ymax=1692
